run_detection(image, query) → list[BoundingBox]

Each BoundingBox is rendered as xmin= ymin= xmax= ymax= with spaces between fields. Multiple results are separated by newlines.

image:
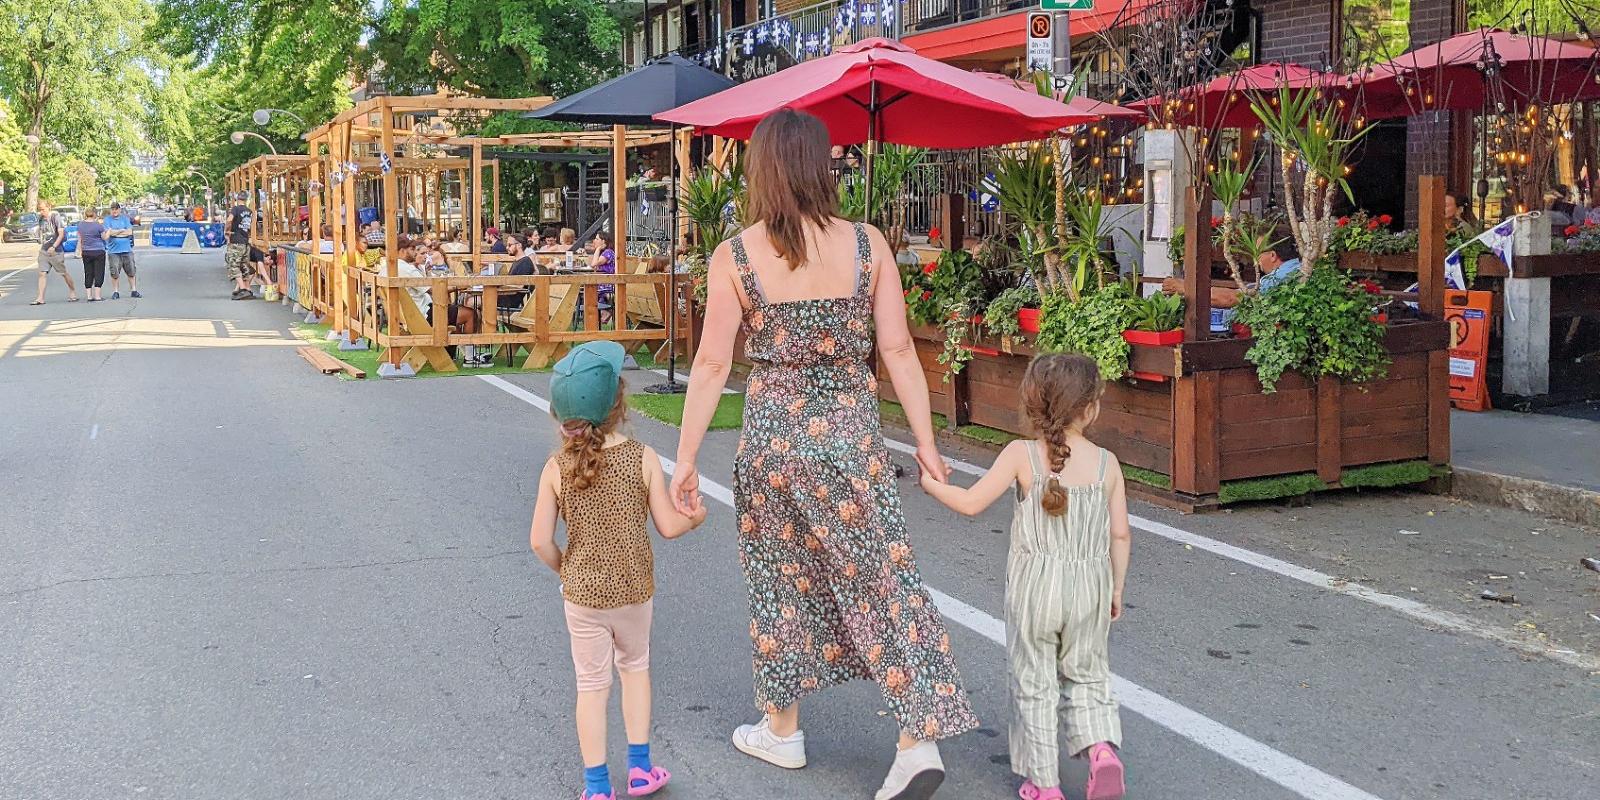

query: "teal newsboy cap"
xmin=551 ymin=340 xmax=625 ymax=424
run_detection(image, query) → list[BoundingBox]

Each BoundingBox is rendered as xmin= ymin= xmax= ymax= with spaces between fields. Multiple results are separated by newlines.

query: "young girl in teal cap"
xmin=530 ymin=341 xmax=708 ymax=799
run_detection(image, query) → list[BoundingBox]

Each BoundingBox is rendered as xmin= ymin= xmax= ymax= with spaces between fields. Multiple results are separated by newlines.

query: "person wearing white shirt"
xmin=393 ymin=236 xmax=487 ymax=366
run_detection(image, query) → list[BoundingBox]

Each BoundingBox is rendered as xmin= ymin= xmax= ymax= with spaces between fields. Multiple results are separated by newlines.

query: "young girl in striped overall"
xmin=920 ymin=353 xmax=1131 ymax=800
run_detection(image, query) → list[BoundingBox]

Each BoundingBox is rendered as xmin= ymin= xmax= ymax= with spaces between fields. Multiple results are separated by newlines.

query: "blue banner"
xmin=150 ymin=220 xmax=226 ymax=248
xmin=359 ymin=206 xmax=378 ymax=226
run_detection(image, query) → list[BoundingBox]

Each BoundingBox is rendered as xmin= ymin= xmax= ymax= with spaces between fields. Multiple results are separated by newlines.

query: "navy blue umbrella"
xmin=525 ymin=54 xmax=735 ymax=125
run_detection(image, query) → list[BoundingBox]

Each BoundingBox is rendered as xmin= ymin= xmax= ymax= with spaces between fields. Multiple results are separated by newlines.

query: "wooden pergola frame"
xmin=223 ymin=154 xmax=311 ymax=250
xmin=296 ymin=92 xmax=682 ymax=372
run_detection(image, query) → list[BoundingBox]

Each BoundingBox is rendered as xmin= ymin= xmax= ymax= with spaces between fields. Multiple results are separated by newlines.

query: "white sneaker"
xmin=874 ymin=741 xmax=945 ymax=800
xmin=731 ymin=716 xmax=807 ymax=769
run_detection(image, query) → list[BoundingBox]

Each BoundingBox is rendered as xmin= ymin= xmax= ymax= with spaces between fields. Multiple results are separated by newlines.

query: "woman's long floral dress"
xmin=730 ymin=224 xmax=979 ymax=741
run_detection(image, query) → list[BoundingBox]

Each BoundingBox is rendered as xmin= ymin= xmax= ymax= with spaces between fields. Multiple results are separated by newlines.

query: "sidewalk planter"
xmin=884 ymin=321 xmax=1452 ymax=511
xmin=1122 ymin=329 xmax=1185 ymax=347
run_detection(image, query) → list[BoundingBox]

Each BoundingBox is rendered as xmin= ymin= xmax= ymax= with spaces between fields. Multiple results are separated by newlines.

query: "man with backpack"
xmin=29 ymin=199 xmax=77 ymax=305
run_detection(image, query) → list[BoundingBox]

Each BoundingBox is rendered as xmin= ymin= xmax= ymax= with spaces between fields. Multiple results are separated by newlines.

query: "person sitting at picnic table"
xmin=588 ymin=230 xmax=617 ymax=326
xmin=498 ymin=234 xmax=537 ymax=313
xmin=540 ymin=227 xmax=576 ymax=253
xmin=441 ymin=229 xmax=469 ymax=254
xmin=486 ymin=226 xmax=506 ymax=254
xmin=392 ymin=235 xmax=487 ymax=365
xmin=1161 ymin=240 xmax=1301 ymax=309
xmin=1443 ymin=193 xmax=1479 ymax=237
xmin=363 ymin=220 xmax=386 ymax=248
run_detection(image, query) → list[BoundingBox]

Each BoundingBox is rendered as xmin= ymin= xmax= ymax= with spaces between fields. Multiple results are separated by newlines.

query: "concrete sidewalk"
xmin=1451 ymin=409 xmax=1600 ymax=528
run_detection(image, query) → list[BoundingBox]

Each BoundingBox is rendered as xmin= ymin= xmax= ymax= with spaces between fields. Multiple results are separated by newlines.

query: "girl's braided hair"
xmin=1022 ymin=354 xmax=1104 ymax=516
xmin=557 ymin=378 xmax=628 ymax=493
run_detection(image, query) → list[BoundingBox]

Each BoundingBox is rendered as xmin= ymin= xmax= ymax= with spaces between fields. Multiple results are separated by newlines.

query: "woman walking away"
xmin=77 ymin=208 xmax=107 ymax=301
xmin=668 ymin=109 xmax=978 ymax=800
xmin=920 ymin=354 xmax=1132 ymax=800
xmin=529 ymin=342 xmax=708 ymax=800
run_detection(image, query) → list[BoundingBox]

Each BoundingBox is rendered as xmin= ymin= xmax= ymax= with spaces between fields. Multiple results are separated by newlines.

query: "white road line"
xmin=883 ymin=435 xmax=1599 ymax=671
xmin=89 ymin=424 xmax=99 ymax=440
xmin=477 ymin=374 xmax=1388 ymax=800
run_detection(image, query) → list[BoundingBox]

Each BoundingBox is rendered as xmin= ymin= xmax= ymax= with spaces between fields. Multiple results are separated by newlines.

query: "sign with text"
xmin=1041 ymin=0 xmax=1094 ymax=9
xmin=1445 ymin=290 xmax=1493 ymax=411
xmin=1026 ymin=13 xmax=1053 ymax=74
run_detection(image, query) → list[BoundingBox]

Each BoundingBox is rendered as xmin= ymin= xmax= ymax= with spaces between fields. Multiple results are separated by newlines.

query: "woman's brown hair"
xmin=1022 ymin=354 xmax=1105 ymax=516
xmin=557 ymin=377 xmax=628 ymax=493
xmin=745 ymin=109 xmax=839 ymax=270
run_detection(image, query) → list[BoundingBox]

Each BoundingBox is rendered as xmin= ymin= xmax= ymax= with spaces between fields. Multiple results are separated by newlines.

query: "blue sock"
xmin=583 ymin=764 xmax=611 ymax=797
xmin=627 ymin=743 xmax=652 ymax=784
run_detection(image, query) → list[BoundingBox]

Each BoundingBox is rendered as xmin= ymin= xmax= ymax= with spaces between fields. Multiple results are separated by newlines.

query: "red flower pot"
xmin=1017 ymin=308 xmax=1041 ymax=334
xmin=1121 ymin=328 xmax=1184 ymax=346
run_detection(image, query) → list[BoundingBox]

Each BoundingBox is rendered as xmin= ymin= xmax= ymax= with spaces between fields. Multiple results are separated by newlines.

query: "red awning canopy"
xmin=1127 ymin=63 xmax=1346 ymax=129
xmin=902 ymin=0 xmax=1160 ymax=63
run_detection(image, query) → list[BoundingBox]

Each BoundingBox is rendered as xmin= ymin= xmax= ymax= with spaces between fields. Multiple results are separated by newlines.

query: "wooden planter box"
xmin=889 ymin=321 xmax=1451 ymax=511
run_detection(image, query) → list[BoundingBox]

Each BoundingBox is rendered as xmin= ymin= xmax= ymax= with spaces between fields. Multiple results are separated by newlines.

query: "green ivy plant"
xmin=904 ymin=249 xmax=983 ymax=328
xmin=983 ymin=285 xmax=1039 ymax=339
xmin=936 ymin=298 xmax=980 ymax=379
xmin=1036 ymin=282 xmax=1138 ymax=380
xmin=1231 ymin=263 xmax=1391 ymax=392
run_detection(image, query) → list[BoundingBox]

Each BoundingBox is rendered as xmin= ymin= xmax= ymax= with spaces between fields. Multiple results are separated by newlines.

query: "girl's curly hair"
xmin=1022 ymin=354 xmax=1104 ymax=516
xmin=557 ymin=378 xmax=628 ymax=492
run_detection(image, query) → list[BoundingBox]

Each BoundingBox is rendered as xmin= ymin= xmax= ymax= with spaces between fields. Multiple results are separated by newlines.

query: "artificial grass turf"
xmin=627 ymin=392 xmax=747 ymax=430
xmin=1339 ymin=460 xmax=1439 ymax=489
xmin=291 ymin=322 xmax=554 ymax=380
xmin=1121 ymin=464 xmax=1173 ymax=490
xmin=1217 ymin=473 xmax=1330 ymax=505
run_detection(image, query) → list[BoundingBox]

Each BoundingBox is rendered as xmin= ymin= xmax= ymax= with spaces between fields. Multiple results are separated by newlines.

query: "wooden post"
xmin=309 ymin=141 xmax=323 ymax=271
xmin=1181 ymin=183 xmax=1213 ymax=342
xmin=1417 ymin=174 xmax=1452 ymax=466
xmin=1416 ymin=175 xmax=1446 ymax=320
xmin=342 ymin=125 xmax=361 ymax=340
xmin=1172 ymin=370 xmax=1220 ymax=496
xmin=380 ymin=99 xmax=403 ymax=365
xmin=613 ymin=125 xmax=628 ymax=260
xmin=937 ymin=192 xmax=965 ymax=252
xmin=491 ymin=159 xmax=500 ymax=231
xmin=1315 ymin=376 xmax=1342 ymax=484
xmin=676 ymin=128 xmax=693 ymax=249
xmin=470 ymin=143 xmax=483 ymax=275
xmin=329 ymin=125 xmax=347 ymax=336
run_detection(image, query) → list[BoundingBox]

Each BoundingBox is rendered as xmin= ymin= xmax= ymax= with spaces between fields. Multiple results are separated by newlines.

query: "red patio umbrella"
xmin=1356 ymin=28 xmax=1600 ymax=119
xmin=972 ymin=72 xmax=1144 ymax=126
xmin=1125 ymin=63 xmax=1344 ymax=129
xmin=655 ymin=38 xmax=1117 ymax=147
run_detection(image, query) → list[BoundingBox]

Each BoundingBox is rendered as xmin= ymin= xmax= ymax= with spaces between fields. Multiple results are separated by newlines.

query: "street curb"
xmin=1451 ymin=467 xmax=1600 ymax=530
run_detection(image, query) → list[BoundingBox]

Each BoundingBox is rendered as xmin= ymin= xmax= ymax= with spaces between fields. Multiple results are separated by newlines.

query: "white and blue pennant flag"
xmin=1444 ymin=216 xmax=1517 ymax=290
xmin=379 ymin=152 xmax=392 ymax=174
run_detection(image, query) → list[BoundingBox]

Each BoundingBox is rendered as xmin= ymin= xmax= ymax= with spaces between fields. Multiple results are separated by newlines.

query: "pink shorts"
xmin=564 ymin=599 xmax=653 ymax=692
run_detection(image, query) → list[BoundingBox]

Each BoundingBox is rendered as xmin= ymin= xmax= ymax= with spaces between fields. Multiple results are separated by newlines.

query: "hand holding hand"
xmin=915 ymin=442 xmax=949 ymax=485
xmin=669 ymin=461 xmax=701 ymax=517
xmin=688 ymin=504 xmax=708 ymax=528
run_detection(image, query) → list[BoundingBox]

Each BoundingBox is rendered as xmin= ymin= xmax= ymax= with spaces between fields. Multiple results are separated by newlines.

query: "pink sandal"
xmin=626 ymin=765 xmax=670 ymax=796
xmin=579 ymin=792 xmax=614 ymax=800
xmin=1085 ymin=743 xmax=1126 ymax=800
xmin=1018 ymin=781 xmax=1064 ymax=800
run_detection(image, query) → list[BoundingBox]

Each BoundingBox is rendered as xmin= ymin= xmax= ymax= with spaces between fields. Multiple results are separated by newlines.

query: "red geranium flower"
xmin=1357 ymin=278 xmax=1382 ymax=295
xmin=928 ymin=226 xmax=942 ymax=242
xmin=922 ymin=262 xmax=938 ymax=274
xmin=1377 ymin=214 xmax=1393 ymax=226
xmin=1366 ymin=219 xmax=1381 ymax=231
xmin=1210 ymin=215 xmax=1223 ymax=228
xmin=920 ymin=290 xmax=932 ymax=302
xmin=1337 ymin=216 xmax=1350 ymax=227
xmin=1565 ymin=225 xmax=1581 ymax=237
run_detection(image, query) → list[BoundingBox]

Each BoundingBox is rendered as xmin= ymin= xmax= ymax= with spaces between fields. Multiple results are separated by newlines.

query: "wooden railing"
xmin=282 ymin=248 xmax=337 ymax=320
xmin=341 ymin=263 xmax=687 ymax=372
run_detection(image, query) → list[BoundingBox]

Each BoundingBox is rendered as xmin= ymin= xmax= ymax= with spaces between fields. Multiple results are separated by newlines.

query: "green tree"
xmin=368 ymin=0 xmax=624 ymax=98
xmin=0 ymin=0 xmax=148 ymax=210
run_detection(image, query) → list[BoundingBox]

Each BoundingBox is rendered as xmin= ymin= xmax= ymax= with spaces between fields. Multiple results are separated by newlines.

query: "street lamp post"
xmin=185 ymin=167 xmax=215 ymax=217
xmin=252 ymin=108 xmax=307 ymax=128
xmin=230 ymin=131 xmax=278 ymax=155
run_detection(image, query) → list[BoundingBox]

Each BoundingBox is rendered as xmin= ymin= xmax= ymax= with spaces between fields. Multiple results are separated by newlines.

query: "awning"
xmin=901 ymin=0 xmax=1157 ymax=63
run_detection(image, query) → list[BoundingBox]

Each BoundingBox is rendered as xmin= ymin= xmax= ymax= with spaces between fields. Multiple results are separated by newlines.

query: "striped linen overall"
xmin=1006 ymin=442 xmax=1122 ymax=787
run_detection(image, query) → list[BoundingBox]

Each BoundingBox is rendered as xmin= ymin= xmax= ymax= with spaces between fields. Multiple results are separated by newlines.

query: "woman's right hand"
xmin=669 ymin=460 xmax=702 ymax=517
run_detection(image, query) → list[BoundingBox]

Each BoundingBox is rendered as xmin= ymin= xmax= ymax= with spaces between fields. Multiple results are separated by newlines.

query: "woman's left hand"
xmin=915 ymin=442 xmax=949 ymax=484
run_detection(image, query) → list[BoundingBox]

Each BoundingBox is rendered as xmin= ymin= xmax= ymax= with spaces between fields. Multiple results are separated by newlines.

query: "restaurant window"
xmin=1341 ymin=0 xmax=1412 ymax=65
xmin=1467 ymin=0 xmax=1594 ymax=33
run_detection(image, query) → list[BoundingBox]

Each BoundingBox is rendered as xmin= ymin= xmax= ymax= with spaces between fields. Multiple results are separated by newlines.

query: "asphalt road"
xmin=2 ymin=248 xmax=1597 ymax=800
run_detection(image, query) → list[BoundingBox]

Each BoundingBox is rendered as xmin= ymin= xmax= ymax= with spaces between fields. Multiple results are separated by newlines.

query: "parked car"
xmin=55 ymin=205 xmax=82 ymax=224
xmin=2 ymin=212 xmax=41 ymax=243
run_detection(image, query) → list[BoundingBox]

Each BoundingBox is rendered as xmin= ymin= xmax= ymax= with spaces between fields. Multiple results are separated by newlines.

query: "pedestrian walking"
xmin=77 ymin=208 xmax=107 ymax=301
xmin=225 ymin=193 xmax=254 ymax=299
xmin=528 ymin=341 xmax=707 ymax=800
xmin=919 ymin=353 xmax=1132 ymax=800
xmin=104 ymin=202 xmax=140 ymax=299
xmin=668 ymin=109 xmax=978 ymax=800
xmin=30 ymin=199 xmax=77 ymax=305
